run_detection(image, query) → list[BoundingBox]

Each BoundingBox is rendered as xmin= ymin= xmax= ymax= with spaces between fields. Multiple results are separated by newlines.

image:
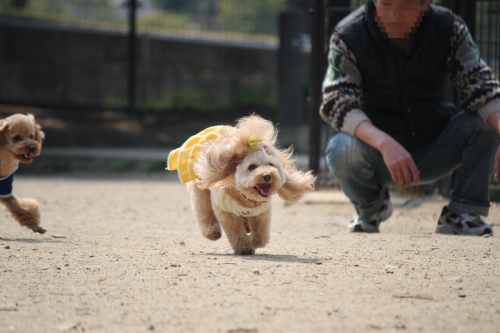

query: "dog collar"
xmin=241 ymin=192 xmax=268 ymax=204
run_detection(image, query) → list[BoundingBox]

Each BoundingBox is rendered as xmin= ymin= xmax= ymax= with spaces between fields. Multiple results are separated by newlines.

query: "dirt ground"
xmin=0 ymin=176 xmax=499 ymax=333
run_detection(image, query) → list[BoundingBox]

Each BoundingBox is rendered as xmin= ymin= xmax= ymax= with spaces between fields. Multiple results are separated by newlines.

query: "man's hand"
xmin=378 ymin=138 xmax=420 ymax=187
xmin=494 ymin=146 xmax=500 ymax=179
xmin=355 ymin=121 xmax=420 ymax=187
xmin=486 ymin=112 xmax=500 ymax=179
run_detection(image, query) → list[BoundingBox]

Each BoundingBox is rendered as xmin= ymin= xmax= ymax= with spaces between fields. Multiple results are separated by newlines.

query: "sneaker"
xmin=348 ymin=198 xmax=393 ymax=233
xmin=435 ymin=206 xmax=493 ymax=236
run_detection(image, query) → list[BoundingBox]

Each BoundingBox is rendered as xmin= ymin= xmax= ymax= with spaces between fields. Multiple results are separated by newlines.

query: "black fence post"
xmin=308 ymin=0 xmax=326 ymax=174
xmin=327 ymin=0 xmax=350 ymax=37
xmin=128 ymin=0 xmax=137 ymax=113
xmin=441 ymin=0 xmax=476 ymax=39
xmin=460 ymin=0 xmax=477 ymax=39
xmin=279 ymin=11 xmax=306 ymax=127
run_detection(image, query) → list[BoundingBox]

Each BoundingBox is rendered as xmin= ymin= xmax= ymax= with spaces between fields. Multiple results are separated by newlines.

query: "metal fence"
xmin=0 ymin=0 xmax=288 ymax=113
xmin=309 ymin=0 xmax=500 ymax=175
xmin=476 ymin=0 xmax=500 ymax=76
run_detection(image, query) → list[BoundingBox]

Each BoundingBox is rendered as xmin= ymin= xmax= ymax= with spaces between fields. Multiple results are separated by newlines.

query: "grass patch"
xmin=109 ymin=160 xmax=137 ymax=172
xmin=50 ymin=161 xmax=72 ymax=173
xmin=390 ymin=184 xmax=437 ymax=196
xmin=146 ymin=161 xmax=167 ymax=173
xmin=138 ymin=11 xmax=191 ymax=31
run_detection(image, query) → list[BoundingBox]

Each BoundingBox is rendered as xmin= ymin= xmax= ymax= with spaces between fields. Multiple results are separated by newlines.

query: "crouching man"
xmin=321 ymin=0 xmax=500 ymax=235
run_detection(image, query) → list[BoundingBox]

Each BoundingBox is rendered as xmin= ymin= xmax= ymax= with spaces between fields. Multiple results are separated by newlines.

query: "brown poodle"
xmin=0 ymin=113 xmax=46 ymax=234
xmin=187 ymin=115 xmax=316 ymax=255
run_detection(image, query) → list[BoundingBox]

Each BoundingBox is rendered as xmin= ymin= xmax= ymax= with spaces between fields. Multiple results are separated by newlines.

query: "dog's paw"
xmin=32 ymin=226 xmax=46 ymax=234
xmin=202 ymin=223 xmax=222 ymax=241
xmin=207 ymin=230 xmax=222 ymax=241
xmin=235 ymin=248 xmax=255 ymax=255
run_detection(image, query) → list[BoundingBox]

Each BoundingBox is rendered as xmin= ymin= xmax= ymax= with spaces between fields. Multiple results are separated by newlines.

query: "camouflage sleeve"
xmin=319 ymin=32 xmax=370 ymax=135
xmin=446 ymin=15 xmax=500 ymax=119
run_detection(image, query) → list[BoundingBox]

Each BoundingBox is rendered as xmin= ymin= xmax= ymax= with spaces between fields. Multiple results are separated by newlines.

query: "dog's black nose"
xmin=263 ymin=173 xmax=271 ymax=182
xmin=29 ymin=145 xmax=36 ymax=153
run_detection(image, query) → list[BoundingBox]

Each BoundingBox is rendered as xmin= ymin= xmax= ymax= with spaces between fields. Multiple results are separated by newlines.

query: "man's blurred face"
xmin=374 ymin=0 xmax=430 ymax=40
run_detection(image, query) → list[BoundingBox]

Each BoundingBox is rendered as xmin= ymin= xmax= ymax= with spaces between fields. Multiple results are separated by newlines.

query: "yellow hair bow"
xmin=248 ymin=134 xmax=261 ymax=149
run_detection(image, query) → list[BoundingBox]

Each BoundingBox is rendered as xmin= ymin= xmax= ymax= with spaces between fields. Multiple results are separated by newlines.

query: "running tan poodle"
xmin=178 ymin=115 xmax=316 ymax=255
xmin=0 ymin=113 xmax=46 ymax=234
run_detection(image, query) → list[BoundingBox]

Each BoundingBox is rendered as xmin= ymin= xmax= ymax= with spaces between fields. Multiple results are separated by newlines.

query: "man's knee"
xmin=477 ymin=116 xmax=498 ymax=141
xmin=461 ymin=112 xmax=497 ymax=141
xmin=325 ymin=133 xmax=371 ymax=177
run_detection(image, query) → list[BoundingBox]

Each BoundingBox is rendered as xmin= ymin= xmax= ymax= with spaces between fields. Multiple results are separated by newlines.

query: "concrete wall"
xmin=0 ymin=19 xmax=278 ymax=112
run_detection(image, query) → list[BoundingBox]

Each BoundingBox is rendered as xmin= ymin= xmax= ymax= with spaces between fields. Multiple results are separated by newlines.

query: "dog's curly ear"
xmin=0 ymin=120 xmax=8 ymax=148
xmin=278 ymin=168 xmax=316 ymax=203
xmin=193 ymin=138 xmax=240 ymax=190
xmin=28 ymin=114 xmax=45 ymax=144
xmin=35 ymin=123 xmax=45 ymax=144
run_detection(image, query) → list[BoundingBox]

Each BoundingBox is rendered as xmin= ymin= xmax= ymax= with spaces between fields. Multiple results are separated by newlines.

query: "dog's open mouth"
xmin=17 ymin=153 xmax=33 ymax=162
xmin=254 ymin=183 xmax=271 ymax=197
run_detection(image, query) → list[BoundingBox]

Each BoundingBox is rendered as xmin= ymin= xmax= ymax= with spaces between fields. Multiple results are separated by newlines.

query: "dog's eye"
xmin=269 ymin=163 xmax=274 ymax=167
xmin=30 ymin=135 xmax=34 ymax=139
xmin=12 ymin=135 xmax=21 ymax=143
xmin=248 ymin=164 xmax=257 ymax=171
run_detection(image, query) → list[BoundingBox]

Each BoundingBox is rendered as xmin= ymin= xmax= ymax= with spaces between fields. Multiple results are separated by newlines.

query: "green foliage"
xmin=231 ymin=86 xmax=277 ymax=107
xmin=50 ymin=161 xmax=72 ymax=173
xmin=103 ymin=84 xmax=275 ymax=112
xmin=0 ymin=0 xmax=116 ymax=26
xmin=218 ymin=0 xmax=287 ymax=35
xmin=151 ymin=0 xmax=196 ymax=12
xmin=103 ymin=97 xmax=128 ymax=109
xmin=109 ymin=160 xmax=137 ymax=172
xmin=146 ymin=161 xmax=167 ymax=173
xmin=138 ymin=89 xmax=226 ymax=111
xmin=138 ymin=11 xmax=191 ymax=31
xmin=0 ymin=0 xmax=287 ymax=38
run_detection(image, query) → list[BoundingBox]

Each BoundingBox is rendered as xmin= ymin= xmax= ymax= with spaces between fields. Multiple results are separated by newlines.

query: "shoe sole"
xmin=348 ymin=221 xmax=380 ymax=233
xmin=435 ymin=224 xmax=493 ymax=236
xmin=380 ymin=203 xmax=393 ymax=223
xmin=347 ymin=202 xmax=392 ymax=233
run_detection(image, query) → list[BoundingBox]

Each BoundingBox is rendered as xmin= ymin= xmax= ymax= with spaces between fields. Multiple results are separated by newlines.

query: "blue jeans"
xmin=325 ymin=111 xmax=499 ymax=218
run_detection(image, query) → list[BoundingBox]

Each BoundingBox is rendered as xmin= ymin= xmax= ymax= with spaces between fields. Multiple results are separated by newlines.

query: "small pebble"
xmin=179 ymin=242 xmax=185 ymax=246
xmin=458 ymin=294 xmax=466 ymax=298
xmin=4 ymin=246 xmax=10 ymax=249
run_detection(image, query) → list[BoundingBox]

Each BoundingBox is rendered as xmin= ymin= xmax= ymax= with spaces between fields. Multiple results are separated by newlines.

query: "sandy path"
xmin=0 ymin=177 xmax=499 ymax=333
